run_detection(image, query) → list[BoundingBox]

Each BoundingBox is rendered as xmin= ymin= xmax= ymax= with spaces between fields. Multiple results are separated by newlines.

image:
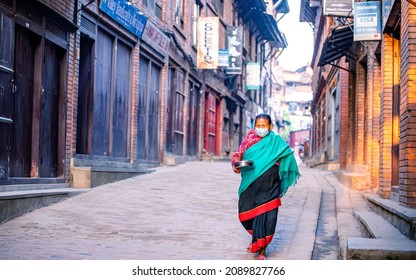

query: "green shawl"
xmin=238 ymin=131 xmax=301 ymax=197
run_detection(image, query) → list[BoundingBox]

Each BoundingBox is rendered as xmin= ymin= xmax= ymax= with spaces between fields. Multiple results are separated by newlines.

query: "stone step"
xmin=0 ymin=188 xmax=88 ymax=224
xmin=355 ymin=211 xmax=409 ymax=239
xmin=0 ymin=183 xmax=70 ymax=192
xmin=346 ymin=164 xmax=368 ymax=174
xmin=345 ymin=210 xmax=416 ymax=259
xmin=70 ymin=166 xmax=154 ymax=188
xmin=335 ymin=172 xmax=370 ymax=191
xmin=365 ymin=193 xmax=416 ymax=240
xmin=347 ymin=237 xmax=416 ymax=259
xmin=0 ymin=188 xmax=88 ymax=200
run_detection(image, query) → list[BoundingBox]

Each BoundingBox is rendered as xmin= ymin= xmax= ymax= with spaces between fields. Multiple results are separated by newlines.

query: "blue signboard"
xmin=353 ymin=1 xmax=381 ymax=41
xmin=100 ymin=0 xmax=147 ymax=38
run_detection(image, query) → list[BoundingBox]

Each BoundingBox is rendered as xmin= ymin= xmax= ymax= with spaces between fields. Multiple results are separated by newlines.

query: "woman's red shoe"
xmin=256 ymin=254 xmax=266 ymax=260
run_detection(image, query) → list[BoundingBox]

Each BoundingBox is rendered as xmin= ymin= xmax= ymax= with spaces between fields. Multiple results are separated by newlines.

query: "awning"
xmin=235 ymin=0 xmax=267 ymax=14
xmin=274 ymin=0 xmax=290 ymax=14
xmin=249 ymin=11 xmax=287 ymax=48
xmin=318 ymin=24 xmax=355 ymax=67
xmin=234 ymin=0 xmax=287 ymax=48
xmin=260 ymin=13 xmax=287 ymax=48
xmin=300 ymin=0 xmax=317 ymax=24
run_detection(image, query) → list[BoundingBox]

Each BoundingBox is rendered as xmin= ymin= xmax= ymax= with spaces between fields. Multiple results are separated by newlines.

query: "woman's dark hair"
xmin=255 ymin=113 xmax=272 ymax=125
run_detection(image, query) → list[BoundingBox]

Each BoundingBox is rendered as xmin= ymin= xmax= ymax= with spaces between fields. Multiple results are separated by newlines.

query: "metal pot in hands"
xmin=234 ymin=160 xmax=254 ymax=170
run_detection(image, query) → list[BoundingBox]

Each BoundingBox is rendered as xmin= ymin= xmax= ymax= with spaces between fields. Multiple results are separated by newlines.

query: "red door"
xmin=204 ymin=92 xmax=217 ymax=155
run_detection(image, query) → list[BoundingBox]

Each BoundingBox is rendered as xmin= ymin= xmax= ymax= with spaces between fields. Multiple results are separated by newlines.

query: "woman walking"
xmin=231 ymin=113 xmax=300 ymax=260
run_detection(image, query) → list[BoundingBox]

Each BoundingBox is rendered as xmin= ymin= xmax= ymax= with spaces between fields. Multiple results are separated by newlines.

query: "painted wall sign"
xmin=197 ymin=17 xmax=219 ymax=69
xmin=141 ymin=20 xmax=170 ymax=57
xmin=100 ymin=0 xmax=147 ymax=38
xmin=323 ymin=0 xmax=353 ymax=17
xmin=354 ymin=1 xmax=381 ymax=41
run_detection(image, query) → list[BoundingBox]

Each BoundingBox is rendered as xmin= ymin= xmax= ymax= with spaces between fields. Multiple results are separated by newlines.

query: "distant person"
xmin=231 ymin=113 xmax=300 ymax=260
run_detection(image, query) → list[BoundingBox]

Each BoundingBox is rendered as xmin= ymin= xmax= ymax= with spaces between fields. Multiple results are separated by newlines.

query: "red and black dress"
xmin=231 ymin=129 xmax=282 ymax=253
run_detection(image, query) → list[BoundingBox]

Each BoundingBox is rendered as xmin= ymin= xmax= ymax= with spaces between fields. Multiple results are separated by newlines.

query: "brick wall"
xmin=364 ymin=42 xmax=381 ymax=190
xmin=339 ymin=62 xmax=349 ymax=169
xmin=371 ymin=48 xmax=381 ymax=190
xmin=130 ymin=44 xmax=141 ymax=163
xmin=39 ymin=0 xmax=74 ymax=22
xmin=399 ymin=1 xmax=416 ymax=206
xmin=347 ymin=69 xmax=355 ymax=166
xmin=365 ymin=45 xmax=374 ymax=168
xmin=355 ymin=56 xmax=365 ymax=165
xmin=46 ymin=0 xmax=78 ymax=180
xmin=380 ymin=33 xmax=394 ymax=198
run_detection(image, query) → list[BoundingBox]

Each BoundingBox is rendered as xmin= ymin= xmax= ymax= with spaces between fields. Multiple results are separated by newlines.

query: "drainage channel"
xmin=311 ymin=180 xmax=339 ymax=260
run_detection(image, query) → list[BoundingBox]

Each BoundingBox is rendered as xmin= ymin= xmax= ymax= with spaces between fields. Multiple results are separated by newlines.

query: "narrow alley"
xmin=0 ymin=160 xmax=359 ymax=260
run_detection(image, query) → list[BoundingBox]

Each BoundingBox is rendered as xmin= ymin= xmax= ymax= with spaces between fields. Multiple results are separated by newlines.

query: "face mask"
xmin=255 ymin=127 xmax=269 ymax=138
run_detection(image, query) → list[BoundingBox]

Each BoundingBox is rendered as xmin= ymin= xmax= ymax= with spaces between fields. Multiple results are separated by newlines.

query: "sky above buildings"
xmin=277 ymin=0 xmax=314 ymax=71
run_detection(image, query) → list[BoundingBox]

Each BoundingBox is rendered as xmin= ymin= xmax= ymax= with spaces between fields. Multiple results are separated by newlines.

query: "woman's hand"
xmin=233 ymin=167 xmax=242 ymax=174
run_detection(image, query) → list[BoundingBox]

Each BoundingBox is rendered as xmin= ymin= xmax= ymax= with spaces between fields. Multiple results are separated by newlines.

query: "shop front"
xmin=0 ymin=0 xmax=76 ymax=183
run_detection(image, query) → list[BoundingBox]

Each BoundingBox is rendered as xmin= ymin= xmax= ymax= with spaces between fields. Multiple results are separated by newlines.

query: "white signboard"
xmin=246 ymin=63 xmax=261 ymax=90
xmin=197 ymin=17 xmax=219 ymax=69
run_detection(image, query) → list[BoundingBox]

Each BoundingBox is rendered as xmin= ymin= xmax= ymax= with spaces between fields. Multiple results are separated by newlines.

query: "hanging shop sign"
xmin=323 ymin=0 xmax=353 ymax=17
xmin=100 ymin=0 xmax=147 ymax=38
xmin=353 ymin=1 xmax=381 ymax=41
xmin=197 ymin=17 xmax=219 ymax=69
xmin=141 ymin=20 xmax=170 ymax=57
xmin=246 ymin=63 xmax=261 ymax=90
xmin=226 ymin=25 xmax=243 ymax=75
xmin=218 ymin=49 xmax=229 ymax=67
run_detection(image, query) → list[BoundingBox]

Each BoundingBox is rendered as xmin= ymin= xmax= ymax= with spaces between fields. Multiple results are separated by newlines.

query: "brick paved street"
xmin=0 ymin=160 xmax=329 ymax=260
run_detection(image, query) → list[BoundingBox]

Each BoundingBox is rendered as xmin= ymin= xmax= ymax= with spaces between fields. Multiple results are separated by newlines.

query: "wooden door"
xmin=148 ymin=63 xmax=160 ymax=161
xmin=76 ymin=34 xmax=94 ymax=155
xmin=112 ymin=40 xmax=130 ymax=158
xmin=137 ymin=57 xmax=148 ymax=160
xmin=0 ymin=13 xmax=14 ymax=179
xmin=205 ymin=92 xmax=217 ymax=154
xmin=173 ymin=70 xmax=184 ymax=155
xmin=39 ymin=41 xmax=63 ymax=177
xmin=187 ymin=83 xmax=199 ymax=156
xmin=166 ymin=68 xmax=174 ymax=154
xmin=9 ymin=26 xmax=38 ymax=177
xmin=0 ymin=70 xmax=12 ymax=179
xmin=93 ymin=29 xmax=112 ymax=156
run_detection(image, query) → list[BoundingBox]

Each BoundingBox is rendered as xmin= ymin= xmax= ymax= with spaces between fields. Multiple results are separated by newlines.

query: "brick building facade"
xmin=301 ymin=0 xmax=416 ymax=207
xmin=0 ymin=1 xmax=288 ymax=191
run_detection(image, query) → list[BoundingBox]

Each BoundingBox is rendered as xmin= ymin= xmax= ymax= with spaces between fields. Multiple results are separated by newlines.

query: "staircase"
xmin=346 ymin=191 xmax=416 ymax=259
xmin=325 ymin=172 xmax=416 ymax=259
